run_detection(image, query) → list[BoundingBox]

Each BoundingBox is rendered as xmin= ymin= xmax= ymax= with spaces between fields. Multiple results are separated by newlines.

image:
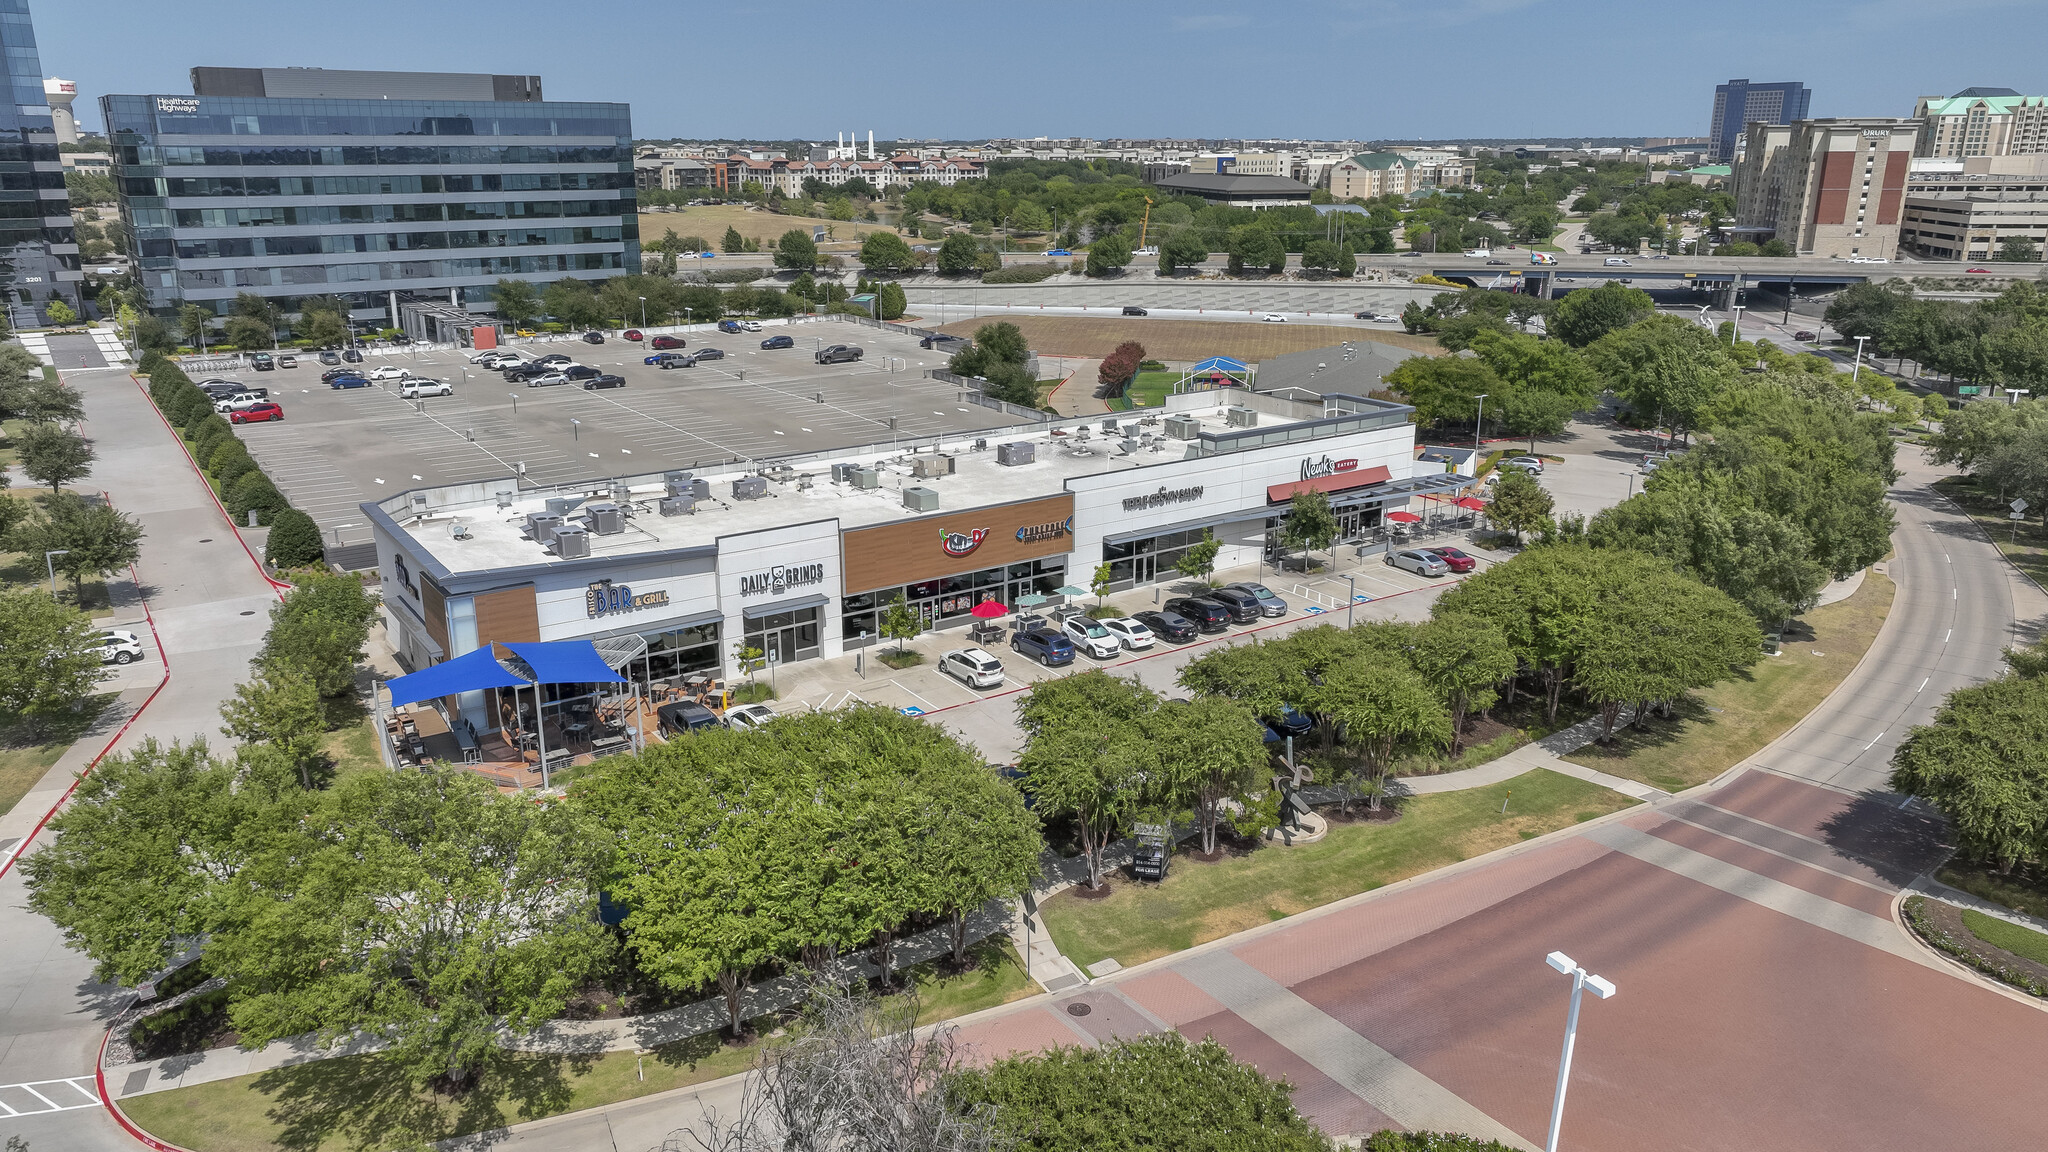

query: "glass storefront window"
xmin=746 ymin=606 xmax=821 ymax=665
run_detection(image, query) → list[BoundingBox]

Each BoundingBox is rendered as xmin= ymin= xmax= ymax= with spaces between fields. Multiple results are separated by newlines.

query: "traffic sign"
xmin=2010 ymin=512 xmax=2026 ymax=521
xmin=2012 ymin=498 xmax=2028 ymax=513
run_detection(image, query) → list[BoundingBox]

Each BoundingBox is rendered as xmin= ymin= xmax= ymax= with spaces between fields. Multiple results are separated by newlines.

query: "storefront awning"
xmin=1267 ymin=464 xmax=1393 ymax=504
xmin=588 ymin=608 xmax=724 ymax=642
xmin=387 ymin=645 xmax=528 ymax=707
xmin=742 ymin=593 xmax=828 ymax=620
xmin=501 ymin=641 xmax=628 ymax=686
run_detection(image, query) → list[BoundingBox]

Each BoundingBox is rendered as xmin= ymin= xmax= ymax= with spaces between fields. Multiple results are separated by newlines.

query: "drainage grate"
xmin=239 ymin=610 xmax=255 ymax=616
xmin=198 ymin=538 xmax=212 ymax=543
xmin=1065 ymin=1002 xmax=1091 ymax=1017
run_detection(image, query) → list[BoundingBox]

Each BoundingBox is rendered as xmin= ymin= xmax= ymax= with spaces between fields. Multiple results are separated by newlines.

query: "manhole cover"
xmin=1065 ymin=1002 xmax=1091 ymax=1017
xmin=239 ymin=610 xmax=256 ymax=616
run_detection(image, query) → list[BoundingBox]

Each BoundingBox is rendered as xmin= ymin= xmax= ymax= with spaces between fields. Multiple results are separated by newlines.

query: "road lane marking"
xmin=1918 ymin=678 xmax=1929 ymax=692
xmin=1862 ymin=729 xmax=1887 ymax=750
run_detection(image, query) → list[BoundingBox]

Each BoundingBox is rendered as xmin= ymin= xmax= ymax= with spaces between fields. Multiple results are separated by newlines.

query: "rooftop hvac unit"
xmin=664 ymin=470 xmax=692 ymax=491
xmin=688 ymin=477 xmax=710 ymax=500
xmin=830 ymin=462 xmax=858 ymax=484
xmin=973 ymin=438 xmax=987 ymax=451
xmin=585 ymin=502 xmax=625 ymax=535
xmin=409 ymin=492 xmax=429 ymax=512
xmin=902 ymin=486 xmax=940 ymax=512
xmin=732 ymin=476 xmax=768 ymax=501
xmin=552 ymin=523 xmax=590 ymax=559
xmin=545 ymin=496 xmax=579 ymax=515
xmin=526 ymin=512 xmax=565 ymax=545
xmin=852 ymin=468 xmax=881 ymax=489
xmin=1224 ymin=406 xmax=1259 ymax=428
xmin=911 ymin=454 xmax=955 ymax=479
xmin=1102 ymin=418 xmax=1120 ymax=433
xmin=1119 ymin=438 xmax=1139 ymax=454
xmin=996 ymin=441 xmax=1035 ymax=466
xmin=1162 ymin=414 xmax=1202 ymax=440
xmin=610 ymin=478 xmax=630 ymax=503
xmin=659 ymin=495 xmax=695 ymax=517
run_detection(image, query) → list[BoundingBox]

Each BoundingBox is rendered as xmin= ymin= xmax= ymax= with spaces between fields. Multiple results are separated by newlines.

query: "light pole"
xmin=1851 ymin=335 xmax=1870 ymax=385
xmin=44 ymin=549 xmax=69 ymax=597
xmin=1473 ymin=393 xmax=1488 ymax=452
xmin=1543 ymin=951 xmax=1617 ymax=1152
xmin=1621 ymin=471 xmax=1636 ymax=499
xmin=1730 ymin=304 xmax=1745 ymax=345
xmin=638 ymin=296 xmax=647 ymax=334
xmin=509 ymin=392 xmax=518 ymax=414
xmin=571 ymin=418 xmax=581 ymax=441
xmin=2011 ymin=387 xmax=2032 ymax=407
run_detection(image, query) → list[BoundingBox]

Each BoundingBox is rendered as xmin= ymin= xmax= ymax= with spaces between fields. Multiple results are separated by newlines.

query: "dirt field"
xmin=931 ymin=315 xmax=1443 ymax=362
xmin=638 ymin=204 xmax=897 ymax=252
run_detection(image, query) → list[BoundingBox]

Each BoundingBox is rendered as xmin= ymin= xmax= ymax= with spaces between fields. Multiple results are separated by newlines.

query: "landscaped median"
xmin=1902 ymin=896 xmax=2048 ymax=999
xmin=1041 ymin=768 xmax=1637 ymax=973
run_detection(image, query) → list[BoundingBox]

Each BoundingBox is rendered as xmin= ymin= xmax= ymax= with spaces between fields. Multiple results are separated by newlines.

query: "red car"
xmin=1967 ymin=267 xmax=1992 ymax=273
xmin=231 ymin=402 xmax=284 ymax=424
xmin=623 ymin=328 xmax=644 ymax=341
xmin=651 ymin=335 xmax=685 ymax=350
xmin=1424 ymin=546 xmax=1477 ymax=573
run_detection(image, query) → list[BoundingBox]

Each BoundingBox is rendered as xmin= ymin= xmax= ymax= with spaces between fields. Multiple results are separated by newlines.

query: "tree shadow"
xmin=254 ymin=1048 xmax=591 ymax=1152
xmin=1816 ymin=792 xmax=1953 ymax=888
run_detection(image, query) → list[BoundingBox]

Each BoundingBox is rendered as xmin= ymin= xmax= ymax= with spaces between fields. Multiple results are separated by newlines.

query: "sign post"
xmin=2012 ymin=499 xmax=2028 ymax=544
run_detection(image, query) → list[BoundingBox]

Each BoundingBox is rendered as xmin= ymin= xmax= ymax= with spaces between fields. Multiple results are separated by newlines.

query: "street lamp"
xmin=1473 ymin=393 xmax=1488 ymax=452
xmin=1542 ymin=951 xmax=1617 ymax=1152
xmin=638 ymin=295 xmax=647 ymax=333
xmin=44 ymin=549 xmax=69 ymax=597
xmin=1621 ymin=471 xmax=1636 ymax=499
xmin=509 ymin=392 xmax=518 ymax=414
xmin=1730 ymin=304 xmax=1745 ymax=344
xmin=1851 ymin=335 xmax=1870 ymax=385
xmin=2011 ymin=387 xmax=2032 ymax=407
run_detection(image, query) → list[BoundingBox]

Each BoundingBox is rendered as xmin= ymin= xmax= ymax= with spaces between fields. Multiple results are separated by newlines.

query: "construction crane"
xmin=1138 ymin=197 xmax=1155 ymax=250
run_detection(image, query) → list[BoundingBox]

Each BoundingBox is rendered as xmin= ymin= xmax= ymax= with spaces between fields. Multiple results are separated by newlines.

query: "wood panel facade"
xmin=840 ymin=493 xmax=1077 ymax=593
xmin=474 ymin=584 xmax=541 ymax=645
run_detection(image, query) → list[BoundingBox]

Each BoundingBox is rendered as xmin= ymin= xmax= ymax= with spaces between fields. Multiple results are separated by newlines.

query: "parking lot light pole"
xmin=44 ymin=549 xmax=69 ymax=597
xmin=1473 ymin=393 xmax=1487 ymax=452
xmin=638 ymin=296 xmax=646 ymax=333
xmin=509 ymin=392 xmax=518 ymax=414
xmin=1851 ymin=335 xmax=1870 ymax=385
xmin=1543 ymin=951 xmax=1617 ymax=1152
xmin=571 ymin=418 xmax=581 ymax=441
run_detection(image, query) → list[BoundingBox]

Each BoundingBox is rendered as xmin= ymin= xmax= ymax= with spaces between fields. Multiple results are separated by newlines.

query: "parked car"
xmin=1260 ymin=313 xmax=1288 ymax=323
xmin=535 ymin=353 xmax=574 ymax=366
xmin=213 ymin=391 xmax=269 ymax=412
xmin=1122 ymin=305 xmax=1148 ymax=316
xmin=691 ymin=347 xmax=726 ymax=362
xmin=622 ymin=328 xmax=643 ymax=342
xmin=1062 ymin=617 xmax=1123 ymax=659
xmin=1386 ymin=549 xmax=1450 ymax=577
xmin=724 ymin=703 xmax=777 ymax=732
xmin=716 ymin=319 xmax=744 ymax=333
xmin=317 ymin=350 xmax=341 ymax=366
xmin=1226 ymin=582 xmax=1289 ymax=617
xmin=1204 ymin=587 xmax=1264 ymax=624
xmin=1793 ymin=330 xmax=1818 ymax=342
xmin=1100 ymin=617 xmax=1155 ymax=650
xmin=760 ymin=334 xmax=794 ymax=350
xmin=581 ymin=331 xmax=605 ymax=344
xmin=369 ymin=365 xmax=410 ymax=381
xmin=468 ymin=348 xmax=506 ymax=364
xmin=650 ymin=352 xmax=691 ymax=368
xmin=341 ymin=348 xmax=364 ymax=363
xmin=502 ymin=364 xmax=550 ymax=381
xmin=528 ymin=372 xmax=573 ymax=388
xmin=739 ymin=320 xmax=763 ymax=333
xmin=940 ymin=647 xmax=1006 ymax=688
xmin=651 ymin=335 xmax=686 ymax=350
xmin=1131 ymin=609 xmax=1197 ymax=643
xmin=200 ymin=382 xmax=244 ymax=399
xmin=1499 ymin=455 xmax=1544 ymax=475
xmin=277 ymin=354 xmax=297 ymax=368
xmin=317 ymin=367 xmax=355 ymax=383
xmin=399 ymin=378 xmax=452 ymax=399
xmin=815 ymin=344 xmax=863 ymax=364
xmin=230 ymin=401 xmax=285 ymax=424
xmin=1010 ymin=628 xmax=1076 ymax=667
xmin=582 ymin=374 xmax=627 ymax=390
xmin=1162 ymin=597 xmax=1232 ymax=633
xmin=1423 ymin=546 xmax=1477 ymax=573
xmin=99 ymin=628 xmax=144 ymax=665
xmin=1267 ymin=705 xmax=1313 ymax=739
xmin=657 ymin=700 xmax=722 ymax=735
xmin=561 ymin=364 xmax=601 ymax=380
xmin=919 ymin=334 xmax=966 ymax=350
xmin=250 ymin=352 xmax=274 ymax=371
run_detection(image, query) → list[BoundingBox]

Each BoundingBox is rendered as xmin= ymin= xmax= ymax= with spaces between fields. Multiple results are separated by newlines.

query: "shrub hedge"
xmin=265 ymin=508 xmax=326 ymax=567
xmin=140 ymin=358 xmax=314 ymax=552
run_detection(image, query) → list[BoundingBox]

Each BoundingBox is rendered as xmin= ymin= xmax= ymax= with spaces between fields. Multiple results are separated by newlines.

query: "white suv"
xmin=1062 ymin=617 xmax=1123 ymax=659
xmin=400 ymin=378 xmax=453 ymax=399
xmin=213 ymin=392 xmax=268 ymax=412
xmin=99 ymin=628 xmax=144 ymax=665
xmin=940 ymin=648 xmax=1005 ymax=689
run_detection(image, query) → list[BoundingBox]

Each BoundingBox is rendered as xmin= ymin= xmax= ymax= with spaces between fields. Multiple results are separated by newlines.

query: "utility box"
xmin=658 ymin=496 xmax=694 ymax=517
xmin=911 ymin=454 xmax=955 ymax=479
xmin=1101 ymin=418 xmax=1120 ymax=434
xmin=732 ymin=476 xmax=768 ymax=501
xmin=1163 ymin=414 xmax=1202 ymax=440
xmin=1224 ymin=406 xmax=1259 ymax=428
xmin=902 ymin=486 xmax=940 ymax=512
xmin=545 ymin=496 xmax=579 ymax=516
xmin=852 ymin=468 xmax=881 ymax=489
xmin=664 ymin=471 xmax=693 ymax=496
xmin=526 ymin=512 xmax=564 ymax=545
xmin=551 ymin=523 xmax=590 ymax=559
xmin=585 ymin=502 xmax=625 ymax=535
xmin=996 ymin=441 xmax=1035 ymax=466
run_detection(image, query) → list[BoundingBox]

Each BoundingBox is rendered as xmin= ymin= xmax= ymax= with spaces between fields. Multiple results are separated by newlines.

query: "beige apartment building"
xmin=1733 ymin=118 xmax=1918 ymax=259
xmin=1325 ymin=152 xmax=1473 ymax=200
xmin=1899 ymin=154 xmax=2048 ymax=260
xmin=1914 ymin=90 xmax=2048 ymax=159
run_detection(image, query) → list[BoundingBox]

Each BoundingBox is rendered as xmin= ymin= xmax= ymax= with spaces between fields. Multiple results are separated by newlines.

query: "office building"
xmin=0 ymin=2 xmax=81 ymax=325
xmin=101 ymin=67 xmax=636 ymax=332
xmin=1913 ymin=89 xmax=2048 ymax=159
xmin=1733 ymin=118 xmax=1917 ymax=259
xmin=1708 ymin=79 xmax=1812 ymax=162
xmin=1900 ymin=154 xmax=2048 ymax=261
xmin=1153 ymin=172 xmax=1313 ymax=207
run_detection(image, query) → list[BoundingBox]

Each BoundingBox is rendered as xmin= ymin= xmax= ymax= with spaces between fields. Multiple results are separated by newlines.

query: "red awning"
xmin=1387 ymin=511 xmax=1422 ymax=523
xmin=1455 ymin=496 xmax=1488 ymax=511
xmin=1266 ymin=464 xmax=1392 ymax=504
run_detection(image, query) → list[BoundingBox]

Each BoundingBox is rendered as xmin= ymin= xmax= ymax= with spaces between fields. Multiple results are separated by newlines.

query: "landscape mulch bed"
xmin=1908 ymin=897 xmax=2048 ymax=996
xmin=1322 ymin=805 xmax=1404 ymax=826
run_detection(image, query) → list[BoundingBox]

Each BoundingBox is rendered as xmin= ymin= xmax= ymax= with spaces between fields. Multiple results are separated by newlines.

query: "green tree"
xmin=490 ymin=279 xmax=540 ymax=331
xmin=937 ymin=231 xmax=980 ymax=274
xmin=0 ymin=588 xmax=105 ymax=736
xmin=1383 ymin=354 xmax=1501 ymax=429
xmin=1301 ymin=239 xmax=1342 ymax=274
xmin=1280 ymin=488 xmax=1340 ymax=570
xmin=879 ymin=593 xmax=920 ymax=656
xmin=542 ymin=277 xmax=603 ymax=329
xmin=947 ymin=1034 xmax=1334 ymax=1152
xmin=775 ymin=228 xmax=821 ymax=271
xmin=1090 ymin=560 xmax=1114 ymax=607
xmin=265 ymin=507 xmax=326 ymax=568
xmin=296 ymin=305 xmax=348 ymax=349
xmin=1588 ymin=487 xmax=1826 ymax=626
xmin=1487 ymin=469 xmax=1553 ymax=543
xmin=1158 ymin=230 xmax=1208 ymax=273
xmin=1362 ymin=1132 xmax=1518 ymax=1152
xmin=133 ymin=314 xmax=177 ymax=354
xmin=859 ymin=230 xmax=915 ymax=273
xmin=224 ymin=292 xmax=280 ymax=349
xmin=1227 ymin=225 xmax=1286 ymax=275
xmin=11 ymin=379 xmax=86 ymax=425
xmin=16 ymin=423 xmax=94 ymax=492
xmin=1472 ymin=329 xmax=1600 ymax=451
xmin=260 ymin=570 xmax=378 ymax=698
xmin=899 ymin=748 xmax=1043 ymax=968
xmin=1892 ymin=673 xmax=2048 ymax=874
xmin=1086 ymin=231 xmax=1133 ymax=277
xmin=722 ymin=225 xmax=746 ymax=254
xmin=1172 ymin=529 xmax=1221 ymax=587
xmin=1584 ymin=313 xmax=1736 ymax=439
xmin=1150 ymin=696 xmax=1273 ymax=855
xmin=178 ymin=303 xmax=211 ymax=349
xmin=1410 ymin=615 xmax=1516 ymax=754
xmin=876 ymin=281 xmax=907 ymax=321
xmin=1308 ymin=661 xmax=1448 ymax=809
xmin=45 ymin=299 xmax=76 ymax=326
xmin=225 ymin=469 xmax=286 ymax=525
xmin=219 ymin=660 xmax=325 ymax=787
xmin=1017 ymin=672 xmax=1160 ymax=890
xmin=11 ymin=492 xmax=144 ymax=599
xmin=1549 ymin=281 xmax=1654 ymax=347
xmin=1998 ymin=235 xmax=2041 ymax=263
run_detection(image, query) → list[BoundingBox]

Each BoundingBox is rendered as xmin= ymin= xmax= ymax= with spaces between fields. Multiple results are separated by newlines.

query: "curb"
xmin=97 ymin=1027 xmax=199 ymax=1152
xmin=128 ymin=372 xmax=292 ymax=595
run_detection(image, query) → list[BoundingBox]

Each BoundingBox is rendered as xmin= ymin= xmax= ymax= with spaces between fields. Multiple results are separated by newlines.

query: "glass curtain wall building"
xmin=100 ymin=84 xmax=637 ymax=324
xmin=0 ymin=0 xmax=81 ymax=325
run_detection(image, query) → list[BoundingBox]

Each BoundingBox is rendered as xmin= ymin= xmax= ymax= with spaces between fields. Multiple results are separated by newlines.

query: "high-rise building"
xmin=1708 ymin=79 xmax=1812 ymax=162
xmin=0 ymin=1 xmax=81 ymax=325
xmin=1732 ymin=117 xmax=1917 ymax=259
xmin=101 ymin=67 xmax=636 ymax=332
xmin=1913 ymin=88 xmax=2048 ymax=159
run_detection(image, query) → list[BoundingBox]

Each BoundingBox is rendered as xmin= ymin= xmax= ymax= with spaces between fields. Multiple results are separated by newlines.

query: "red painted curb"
xmin=97 ymin=1027 xmax=198 ymax=1152
xmin=129 ymin=373 xmax=292 ymax=595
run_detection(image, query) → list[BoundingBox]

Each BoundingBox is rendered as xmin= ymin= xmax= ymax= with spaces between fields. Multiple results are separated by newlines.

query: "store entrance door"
xmin=744 ymin=605 xmax=823 ymax=666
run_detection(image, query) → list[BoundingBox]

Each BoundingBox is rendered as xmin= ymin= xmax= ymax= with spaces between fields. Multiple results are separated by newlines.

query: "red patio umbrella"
xmin=1387 ymin=511 xmax=1423 ymax=523
xmin=1455 ymin=496 xmax=1488 ymax=511
xmin=970 ymin=599 xmax=1009 ymax=619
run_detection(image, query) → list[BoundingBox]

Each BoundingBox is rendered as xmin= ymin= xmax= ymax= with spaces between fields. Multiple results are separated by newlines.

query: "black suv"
xmin=1122 ymin=305 xmax=1148 ymax=316
xmin=1131 ymin=609 xmax=1197 ymax=643
xmin=1163 ymin=597 xmax=1232 ymax=633
xmin=1204 ymin=587 xmax=1263 ymax=624
xmin=503 ymin=363 xmax=549 ymax=382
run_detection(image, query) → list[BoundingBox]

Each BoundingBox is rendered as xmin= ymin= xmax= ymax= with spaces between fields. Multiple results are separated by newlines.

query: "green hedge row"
xmin=141 ymin=361 xmax=326 ymax=567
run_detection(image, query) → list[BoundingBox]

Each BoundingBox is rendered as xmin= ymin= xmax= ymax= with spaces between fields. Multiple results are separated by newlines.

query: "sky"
xmin=37 ymin=0 xmax=2048 ymax=142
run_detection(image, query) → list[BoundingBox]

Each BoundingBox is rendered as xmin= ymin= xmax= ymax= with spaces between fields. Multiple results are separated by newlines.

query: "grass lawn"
xmin=932 ymin=316 xmax=1442 ymax=362
xmin=1564 ymin=571 xmax=1895 ymax=792
xmin=1935 ymin=475 xmax=2048 ymax=590
xmin=121 ymin=940 xmax=1034 ymax=1152
xmin=1126 ymin=370 xmax=1175 ymax=408
xmin=638 ymin=204 xmax=897 ymax=253
xmin=1937 ymin=862 xmax=2048 ymax=921
xmin=1040 ymin=768 xmax=1637 ymax=972
xmin=1959 ymin=908 xmax=2048 ymax=967
xmin=323 ymin=715 xmax=386 ymax=783
xmin=0 ymin=696 xmax=113 ymax=819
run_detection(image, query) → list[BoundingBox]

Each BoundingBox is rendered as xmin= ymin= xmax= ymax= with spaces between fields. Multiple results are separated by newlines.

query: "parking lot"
xmin=217 ymin=319 xmax=1019 ymax=548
